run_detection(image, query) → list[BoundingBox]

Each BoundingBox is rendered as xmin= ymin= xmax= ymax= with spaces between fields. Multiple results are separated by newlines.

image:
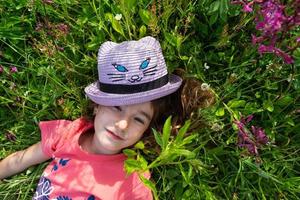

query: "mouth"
xmin=105 ymin=128 xmax=124 ymax=140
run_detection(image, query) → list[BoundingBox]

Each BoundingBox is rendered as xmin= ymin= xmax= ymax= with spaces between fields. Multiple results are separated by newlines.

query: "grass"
xmin=0 ymin=0 xmax=300 ymax=199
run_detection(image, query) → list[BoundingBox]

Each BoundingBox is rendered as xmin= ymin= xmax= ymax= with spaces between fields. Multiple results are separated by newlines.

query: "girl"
xmin=0 ymin=36 xmax=214 ymax=199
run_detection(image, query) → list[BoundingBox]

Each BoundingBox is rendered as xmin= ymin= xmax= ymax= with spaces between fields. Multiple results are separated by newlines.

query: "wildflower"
xmin=57 ymin=46 xmax=64 ymax=51
xmin=234 ymin=114 xmax=268 ymax=156
xmin=201 ymin=83 xmax=210 ymax=91
xmin=114 ymin=14 xmax=122 ymax=21
xmin=251 ymin=34 xmax=264 ymax=45
xmin=297 ymin=37 xmax=300 ymax=43
xmin=204 ymin=62 xmax=210 ymax=70
xmin=251 ymin=126 xmax=268 ymax=145
xmin=243 ymin=3 xmax=253 ymax=12
xmin=211 ymin=123 xmax=223 ymax=131
xmin=42 ymin=0 xmax=54 ymax=4
xmin=5 ymin=131 xmax=17 ymax=142
xmin=35 ymin=22 xmax=43 ymax=31
xmin=56 ymin=23 xmax=69 ymax=35
xmin=287 ymin=74 xmax=294 ymax=82
xmin=233 ymin=0 xmax=297 ymax=64
xmin=9 ymin=82 xmax=17 ymax=90
xmin=9 ymin=66 xmax=18 ymax=73
xmin=0 ymin=65 xmax=3 ymax=74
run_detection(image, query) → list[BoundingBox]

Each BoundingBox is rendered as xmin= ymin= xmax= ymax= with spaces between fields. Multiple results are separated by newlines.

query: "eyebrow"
xmin=139 ymin=111 xmax=152 ymax=121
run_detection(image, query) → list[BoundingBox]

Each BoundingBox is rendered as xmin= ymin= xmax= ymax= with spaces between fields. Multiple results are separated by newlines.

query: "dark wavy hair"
xmin=141 ymin=72 xmax=215 ymax=150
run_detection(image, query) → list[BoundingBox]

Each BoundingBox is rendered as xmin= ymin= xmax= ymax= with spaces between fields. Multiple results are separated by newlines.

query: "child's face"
xmin=92 ymin=102 xmax=154 ymax=155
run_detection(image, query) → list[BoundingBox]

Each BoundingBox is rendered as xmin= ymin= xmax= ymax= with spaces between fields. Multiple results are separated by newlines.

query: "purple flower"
xmin=35 ymin=22 xmax=43 ymax=31
xmin=296 ymin=37 xmax=300 ymax=43
xmin=234 ymin=114 xmax=268 ymax=156
xmin=251 ymin=34 xmax=264 ymax=45
xmin=251 ymin=126 xmax=269 ymax=145
xmin=9 ymin=66 xmax=18 ymax=73
xmin=0 ymin=65 xmax=3 ymax=74
xmin=243 ymin=3 xmax=253 ymax=12
xmin=56 ymin=23 xmax=69 ymax=35
xmin=274 ymin=48 xmax=294 ymax=64
xmin=5 ymin=131 xmax=17 ymax=142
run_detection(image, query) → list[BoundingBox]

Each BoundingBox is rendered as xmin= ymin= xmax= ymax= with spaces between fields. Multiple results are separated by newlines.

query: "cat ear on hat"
xmin=97 ymin=41 xmax=117 ymax=62
xmin=139 ymin=36 xmax=161 ymax=50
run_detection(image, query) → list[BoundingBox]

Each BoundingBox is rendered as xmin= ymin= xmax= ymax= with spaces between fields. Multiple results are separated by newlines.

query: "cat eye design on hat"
xmin=85 ymin=36 xmax=182 ymax=106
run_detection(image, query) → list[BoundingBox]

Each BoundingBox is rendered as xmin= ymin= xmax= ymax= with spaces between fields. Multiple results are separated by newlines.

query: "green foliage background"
xmin=0 ymin=0 xmax=299 ymax=199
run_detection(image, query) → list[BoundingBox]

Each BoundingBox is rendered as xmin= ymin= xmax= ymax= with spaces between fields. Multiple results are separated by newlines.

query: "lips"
xmin=105 ymin=128 xmax=124 ymax=140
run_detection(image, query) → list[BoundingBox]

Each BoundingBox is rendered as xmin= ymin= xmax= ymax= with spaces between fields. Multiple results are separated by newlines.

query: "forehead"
xmin=127 ymin=102 xmax=154 ymax=117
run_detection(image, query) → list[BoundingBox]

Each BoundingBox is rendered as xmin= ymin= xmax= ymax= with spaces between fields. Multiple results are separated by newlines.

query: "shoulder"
xmin=39 ymin=117 xmax=92 ymax=136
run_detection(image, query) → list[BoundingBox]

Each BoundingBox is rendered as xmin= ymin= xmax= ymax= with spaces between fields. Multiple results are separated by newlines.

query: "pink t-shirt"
xmin=33 ymin=118 xmax=152 ymax=200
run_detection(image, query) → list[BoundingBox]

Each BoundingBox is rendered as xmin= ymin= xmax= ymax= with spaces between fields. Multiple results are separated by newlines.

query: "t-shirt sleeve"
xmin=39 ymin=120 xmax=72 ymax=157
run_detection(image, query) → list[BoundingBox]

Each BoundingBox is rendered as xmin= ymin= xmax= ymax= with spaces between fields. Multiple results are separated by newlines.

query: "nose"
xmin=115 ymin=119 xmax=128 ymax=130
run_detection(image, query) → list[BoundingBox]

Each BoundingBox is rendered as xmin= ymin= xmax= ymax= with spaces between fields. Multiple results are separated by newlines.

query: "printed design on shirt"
xmin=56 ymin=196 xmax=72 ymax=200
xmin=87 ymin=195 xmax=96 ymax=200
xmin=33 ymin=175 xmax=53 ymax=200
xmin=52 ymin=158 xmax=71 ymax=172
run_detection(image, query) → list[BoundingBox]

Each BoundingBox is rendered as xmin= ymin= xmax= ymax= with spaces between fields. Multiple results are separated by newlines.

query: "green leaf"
xmin=219 ymin=0 xmax=228 ymax=21
xmin=139 ymin=25 xmax=147 ymax=38
xmin=165 ymin=33 xmax=177 ymax=47
xmin=175 ymin=120 xmax=191 ymax=145
xmin=112 ymin=18 xmax=125 ymax=36
xmin=123 ymin=149 xmax=137 ymax=157
xmin=173 ymin=149 xmax=195 ymax=159
xmin=215 ymin=107 xmax=225 ymax=116
xmin=162 ymin=116 xmax=172 ymax=149
xmin=209 ymin=1 xmax=220 ymax=13
xmin=139 ymin=9 xmax=151 ymax=25
xmin=182 ymin=134 xmax=197 ymax=146
xmin=134 ymin=141 xmax=145 ymax=149
xmin=275 ymin=96 xmax=293 ymax=107
xmin=105 ymin=13 xmax=113 ymax=22
xmin=152 ymin=128 xmax=162 ymax=148
xmin=124 ymin=158 xmax=142 ymax=174
xmin=209 ymin=13 xmax=218 ymax=25
xmin=228 ymin=99 xmax=246 ymax=108
xmin=137 ymin=154 xmax=148 ymax=170
xmin=122 ymin=0 xmax=137 ymax=12
xmin=263 ymin=100 xmax=274 ymax=112
xmin=139 ymin=174 xmax=158 ymax=200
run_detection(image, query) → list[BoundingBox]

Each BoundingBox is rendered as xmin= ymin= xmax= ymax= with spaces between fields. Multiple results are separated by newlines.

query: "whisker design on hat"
xmin=107 ymin=73 xmax=126 ymax=82
xmin=143 ymin=65 xmax=158 ymax=76
xmin=85 ymin=36 xmax=182 ymax=106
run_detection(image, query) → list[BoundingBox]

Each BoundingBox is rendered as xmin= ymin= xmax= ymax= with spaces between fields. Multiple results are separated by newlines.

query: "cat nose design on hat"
xmin=84 ymin=36 xmax=183 ymax=106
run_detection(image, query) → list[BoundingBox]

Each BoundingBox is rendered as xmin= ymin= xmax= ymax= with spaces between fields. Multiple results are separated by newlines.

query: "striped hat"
xmin=84 ymin=36 xmax=182 ymax=106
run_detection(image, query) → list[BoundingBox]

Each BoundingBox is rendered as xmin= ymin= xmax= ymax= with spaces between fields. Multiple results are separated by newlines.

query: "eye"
xmin=139 ymin=58 xmax=150 ymax=70
xmin=112 ymin=106 xmax=122 ymax=111
xmin=134 ymin=117 xmax=145 ymax=125
xmin=112 ymin=63 xmax=128 ymax=72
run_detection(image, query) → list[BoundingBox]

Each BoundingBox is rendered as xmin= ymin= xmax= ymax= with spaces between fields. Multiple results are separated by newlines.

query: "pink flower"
xmin=0 ymin=65 xmax=3 ymax=74
xmin=251 ymin=34 xmax=264 ymax=45
xmin=56 ymin=23 xmax=69 ymax=35
xmin=5 ymin=131 xmax=17 ymax=142
xmin=258 ymin=45 xmax=294 ymax=64
xmin=234 ymin=114 xmax=268 ymax=156
xmin=251 ymin=126 xmax=269 ymax=145
xmin=274 ymin=48 xmax=294 ymax=64
xmin=243 ymin=3 xmax=253 ymax=12
xmin=42 ymin=0 xmax=53 ymax=4
xmin=9 ymin=66 xmax=18 ymax=73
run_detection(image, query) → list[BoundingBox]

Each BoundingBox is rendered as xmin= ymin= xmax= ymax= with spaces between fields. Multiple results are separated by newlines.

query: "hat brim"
xmin=84 ymin=74 xmax=182 ymax=106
